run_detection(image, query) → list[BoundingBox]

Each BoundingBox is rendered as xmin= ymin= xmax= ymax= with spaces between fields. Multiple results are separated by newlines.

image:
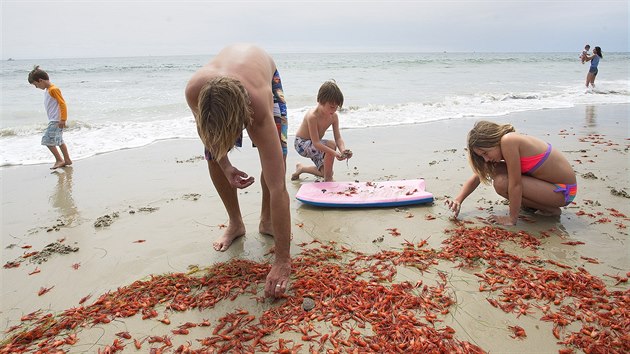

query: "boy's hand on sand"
xmin=445 ymin=199 xmax=461 ymax=218
xmin=265 ymin=261 xmax=291 ymax=298
xmin=225 ymin=166 xmax=255 ymax=189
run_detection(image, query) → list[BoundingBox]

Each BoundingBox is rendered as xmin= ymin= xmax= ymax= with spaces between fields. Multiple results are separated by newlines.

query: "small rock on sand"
xmin=302 ymin=297 xmax=316 ymax=311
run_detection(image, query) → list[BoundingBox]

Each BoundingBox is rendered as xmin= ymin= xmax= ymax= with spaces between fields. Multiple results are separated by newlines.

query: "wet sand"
xmin=1 ymin=104 xmax=628 ymax=352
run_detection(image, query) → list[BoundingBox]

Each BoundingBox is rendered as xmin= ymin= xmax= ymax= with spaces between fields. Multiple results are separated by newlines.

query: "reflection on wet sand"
xmin=50 ymin=166 xmax=78 ymax=224
xmin=585 ymin=105 xmax=597 ymax=128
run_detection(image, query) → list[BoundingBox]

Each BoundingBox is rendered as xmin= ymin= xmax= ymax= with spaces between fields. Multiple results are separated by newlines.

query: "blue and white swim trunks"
xmin=41 ymin=121 xmax=64 ymax=146
xmin=294 ymin=136 xmax=328 ymax=170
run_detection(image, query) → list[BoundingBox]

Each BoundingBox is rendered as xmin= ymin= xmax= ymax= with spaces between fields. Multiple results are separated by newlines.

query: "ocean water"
xmin=1 ymin=52 xmax=628 ymax=167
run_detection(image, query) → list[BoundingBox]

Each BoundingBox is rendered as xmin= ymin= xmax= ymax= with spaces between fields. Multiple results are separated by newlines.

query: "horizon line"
xmin=5 ymin=50 xmax=629 ymax=61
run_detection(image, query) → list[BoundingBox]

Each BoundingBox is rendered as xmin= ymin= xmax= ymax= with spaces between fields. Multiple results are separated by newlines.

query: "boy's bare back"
xmin=185 ymin=44 xmax=276 ymax=122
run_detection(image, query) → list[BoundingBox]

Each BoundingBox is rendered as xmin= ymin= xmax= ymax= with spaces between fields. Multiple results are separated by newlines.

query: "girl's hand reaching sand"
xmin=445 ymin=199 xmax=461 ymax=218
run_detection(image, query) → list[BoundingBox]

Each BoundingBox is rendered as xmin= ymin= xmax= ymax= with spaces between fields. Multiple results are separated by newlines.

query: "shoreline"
xmin=2 ymin=100 xmax=629 ymax=168
xmin=2 ymin=103 xmax=628 ymax=352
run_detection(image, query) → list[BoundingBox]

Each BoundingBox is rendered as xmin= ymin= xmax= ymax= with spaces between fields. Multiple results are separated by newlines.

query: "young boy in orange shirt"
xmin=28 ymin=66 xmax=72 ymax=169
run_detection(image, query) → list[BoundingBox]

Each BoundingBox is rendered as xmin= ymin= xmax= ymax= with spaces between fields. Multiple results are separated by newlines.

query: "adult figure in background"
xmin=584 ymin=46 xmax=603 ymax=89
xmin=185 ymin=44 xmax=290 ymax=298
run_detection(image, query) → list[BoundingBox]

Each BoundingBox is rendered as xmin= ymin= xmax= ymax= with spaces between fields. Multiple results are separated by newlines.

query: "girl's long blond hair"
xmin=196 ymin=77 xmax=252 ymax=160
xmin=467 ymin=120 xmax=515 ymax=184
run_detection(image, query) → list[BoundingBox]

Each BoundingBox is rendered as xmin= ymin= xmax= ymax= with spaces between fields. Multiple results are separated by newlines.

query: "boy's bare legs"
xmin=292 ymin=140 xmax=337 ymax=181
xmin=208 ymin=160 xmax=246 ymax=251
xmin=291 ymin=152 xmax=335 ymax=181
xmin=60 ymin=143 xmax=72 ymax=166
xmin=47 ymin=146 xmax=65 ymax=169
xmin=322 ymin=151 xmax=335 ymax=182
xmin=291 ymin=163 xmax=323 ymax=180
xmin=47 ymin=144 xmax=72 ymax=169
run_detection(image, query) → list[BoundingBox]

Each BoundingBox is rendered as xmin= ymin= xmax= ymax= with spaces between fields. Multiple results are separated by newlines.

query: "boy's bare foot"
xmin=51 ymin=161 xmax=65 ymax=169
xmin=291 ymin=164 xmax=303 ymax=181
xmin=213 ymin=224 xmax=246 ymax=252
xmin=259 ymin=220 xmax=274 ymax=236
xmin=64 ymin=160 xmax=73 ymax=166
xmin=535 ymin=207 xmax=562 ymax=217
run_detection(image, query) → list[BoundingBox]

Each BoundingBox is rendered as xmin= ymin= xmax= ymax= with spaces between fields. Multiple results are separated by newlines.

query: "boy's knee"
xmin=324 ymin=140 xmax=337 ymax=150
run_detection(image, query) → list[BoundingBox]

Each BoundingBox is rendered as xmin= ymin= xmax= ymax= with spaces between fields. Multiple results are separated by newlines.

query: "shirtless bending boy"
xmin=185 ymin=44 xmax=290 ymax=298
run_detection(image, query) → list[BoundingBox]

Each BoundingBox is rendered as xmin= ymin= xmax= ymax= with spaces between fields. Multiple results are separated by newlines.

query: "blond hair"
xmin=196 ymin=77 xmax=252 ymax=160
xmin=467 ymin=120 xmax=515 ymax=184
xmin=317 ymin=80 xmax=344 ymax=108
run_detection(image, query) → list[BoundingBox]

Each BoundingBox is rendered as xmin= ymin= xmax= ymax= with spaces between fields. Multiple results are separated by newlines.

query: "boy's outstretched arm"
xmin=250 ymin=110 xmax=291 ymax=298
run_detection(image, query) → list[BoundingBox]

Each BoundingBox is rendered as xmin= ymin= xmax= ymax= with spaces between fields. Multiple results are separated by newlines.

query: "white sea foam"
xmin=2 ymin=82 xmax=626 ymax=167
xmin=0 ymin=117 xmax=198 ymax=166
xmin=1 ymin=52 xmax=628 ymax=166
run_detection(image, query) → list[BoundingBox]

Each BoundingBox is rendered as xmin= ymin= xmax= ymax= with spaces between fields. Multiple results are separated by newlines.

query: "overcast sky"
xmin=2 ymin=0 xmax=628 ymax=59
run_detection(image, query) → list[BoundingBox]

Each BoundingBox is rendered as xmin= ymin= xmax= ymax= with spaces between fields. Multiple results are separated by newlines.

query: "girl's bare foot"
xmin=521 ymin=206 xmax=537 ymax=214
xmin=291 ymin=164 xmax=303 ymax=181
xmin=213 ymin=224 xmax=246 ymax=252
xmin=259 ymin=220 xmax=274 ymax=236
xmin=535 ymin=207 xmax=562 ymax=217
xmin=51 ymin=161 xmax=65 ymax=169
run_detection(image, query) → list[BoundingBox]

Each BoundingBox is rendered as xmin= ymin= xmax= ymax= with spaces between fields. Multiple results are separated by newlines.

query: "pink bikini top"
xmin=520 ymin=143 xmax=552 ymax=175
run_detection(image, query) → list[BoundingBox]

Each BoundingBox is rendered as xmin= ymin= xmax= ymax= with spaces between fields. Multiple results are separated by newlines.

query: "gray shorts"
xmin=294 ymin=136 xmax=328 ymax=170
xmin=41 ymin=121 xmax=64 ymax=146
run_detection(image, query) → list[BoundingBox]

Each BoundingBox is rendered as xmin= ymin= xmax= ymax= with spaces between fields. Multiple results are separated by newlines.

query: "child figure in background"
xmin=291 ymin=80 xmax=352 ymax=182
xmin=28 ymin=66 xmax=72 ymax=169
xmin=580 ymin=44 xmax=591 ymax=64
xmin=446 ymin=121 xmax=576 ymax=226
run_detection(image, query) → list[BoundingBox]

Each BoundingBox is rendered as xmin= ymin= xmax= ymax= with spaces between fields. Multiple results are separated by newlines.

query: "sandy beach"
xmin=1 ymin=103 xmax=628 ymax=353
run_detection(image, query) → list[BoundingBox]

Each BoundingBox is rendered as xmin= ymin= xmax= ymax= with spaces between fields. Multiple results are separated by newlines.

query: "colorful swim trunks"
xmin=272 ymin=70 xmax=288 ymax=155
xmin=41 ymin=121 xmax=64 ymax=146
xmin=205 ymin=70 xmax=288 ymax=160
xmin=554 ymin=183 xmax=577 ymax=205
xmin=294 ymin=136 xmax=329 ymax=170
